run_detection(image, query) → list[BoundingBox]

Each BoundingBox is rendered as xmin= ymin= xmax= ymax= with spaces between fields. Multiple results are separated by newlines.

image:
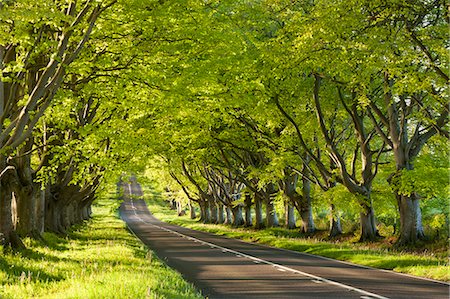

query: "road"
xmin=119 ymin=182 xmax=449 ymax=299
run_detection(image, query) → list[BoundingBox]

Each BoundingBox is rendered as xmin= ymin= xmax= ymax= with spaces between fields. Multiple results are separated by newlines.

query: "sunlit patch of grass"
xmin=146 ymin=197 xmax=449 ymax=282
xmin=0 ymin=197 xmax=202 ymax=299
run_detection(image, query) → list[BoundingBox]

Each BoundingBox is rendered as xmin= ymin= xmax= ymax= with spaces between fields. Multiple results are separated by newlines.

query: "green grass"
xmin=0 ymin=197 xmax=202 ymax=299
xmin=146 ymin=197 xmax=450 ymax=282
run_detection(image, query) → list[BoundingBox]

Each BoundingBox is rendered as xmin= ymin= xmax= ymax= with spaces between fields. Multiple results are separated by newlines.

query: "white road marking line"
xmin=128 ymin=200 xmax=389 ymax=299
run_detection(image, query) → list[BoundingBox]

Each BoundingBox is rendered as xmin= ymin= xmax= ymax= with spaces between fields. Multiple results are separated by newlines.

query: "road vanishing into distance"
xmin=119 ymin=182 xmax=449 ymax=299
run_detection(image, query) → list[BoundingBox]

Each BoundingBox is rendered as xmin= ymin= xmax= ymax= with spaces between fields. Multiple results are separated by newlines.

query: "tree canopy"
xmin=0 ymin=0 xmax=447 ymax=247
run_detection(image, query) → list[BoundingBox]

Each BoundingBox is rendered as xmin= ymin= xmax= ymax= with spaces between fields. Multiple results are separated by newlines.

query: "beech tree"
xmin=0 ymin=0 xmax=116 ymax=247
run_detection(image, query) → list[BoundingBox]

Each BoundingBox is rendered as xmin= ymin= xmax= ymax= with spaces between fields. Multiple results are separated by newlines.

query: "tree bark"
xmin=300 ymin=171 xmax=315 ymax=233
xmin=198 ymin=200 xmax=206 ymax=222
xmin=189 ymin=200 xmax=196 ymax=219
xmin=244 ymin=202 xmax=253 ymax=227
xmin=359 ymin=203 xmax=378 ymax=241
xmin=210 ymin=201 xmax=218 ymax=223
xmin=329 ymin=204 xmax=342 ymax=237
xmin=265 ymin=199 xmax=279 ymax=228
xmin=232 ymin=205 xmax=244 ymax=227
xmin=254 ymin=193 xmax=264 ymax=229
xmin=0 ymin=180 xmax=18 ymax=247
xmin=225 ymin=206 xmax=232 ymax=225
xmin=397 ymin=193 xmax=425 ymax=245
xmin=217 ymin=204 xmax=225 ymax=224
xmin=203 ymin=199 xmax=211 ymax=223
xmin=285 ymin=202 xmax=296 ymax=229
xmin=34 ymin=189 xmax=46 ymax=235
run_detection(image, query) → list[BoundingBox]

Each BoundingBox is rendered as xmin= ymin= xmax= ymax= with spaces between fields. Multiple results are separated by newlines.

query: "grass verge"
xmin=146 ymin=197 xmax=449 ymax=282
xmin=0 ymin=197 xmax=202 ymax=299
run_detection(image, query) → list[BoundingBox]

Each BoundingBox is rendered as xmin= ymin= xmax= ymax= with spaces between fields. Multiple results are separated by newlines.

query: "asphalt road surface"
xmin=119 ymin=182 xmax=449 ymax=299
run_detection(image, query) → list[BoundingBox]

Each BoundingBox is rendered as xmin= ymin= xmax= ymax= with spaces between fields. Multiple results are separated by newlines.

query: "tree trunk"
xmin=300 ymin=161 xmax=315 ymax=233
xmin=232 ymin=205 xmax=244 ymax=227
xmin=254 ymin=193 xmax=264 ymax=229
xmin=285 ymin=202 xmax=296 ymax=229
xmin=189 ymin=200 xmax=196 ymax=219
xmin=198 ymin=200 xmax=206 ymax=222
xmin=45 ymin=194 xmax=66 ymax=235
xmin=299 ymin=206 xmax=314 ymax=233
xmin=329 ymin=204 xmax=342 ymax=237
xmin=0 ymin=180 xmax=24 ymax=248
xmin=210 ymin=201 xmax=218 ymax=223
xmin=176 ymin=201 xmax=182 ymax=215
xmin=61 ymin=204 xmax=71 ymax=230
xmin=359 ymin=204 xmax=378 ymax=241
xmin=34 ymin=189 xmax=46 ymax=235
xmin=217 ymin=204 xmax=225 ymax=224
xmin=244 ymin=193 xmax=252 ymax=227
xmin=397 ymin=193 xmax=425 ymax=245
xmin=225 ymin=206 xmax=232 ymax=225
xmin=266 ymin=199 xmax=279 ymax=228
xmin=13 ymin=186 xmax=37 ymax=237
xmin=203 ymin=200 xmax=211 ymax=223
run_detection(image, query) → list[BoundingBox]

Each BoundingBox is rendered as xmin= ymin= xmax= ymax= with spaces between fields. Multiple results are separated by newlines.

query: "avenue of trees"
xmin=0 ymin=0 xmax=447 ymax=248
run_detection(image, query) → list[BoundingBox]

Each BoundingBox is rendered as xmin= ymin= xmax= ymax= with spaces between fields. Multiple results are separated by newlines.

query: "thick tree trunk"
xmin=0 ymin=183 xmax=15 ymax=246
xmin=329 ymin=204 xmax=342 ymax=237
xmin=203 ymin=200 xmax=211 ymax=223
xmin=359 ymin=204 xmax=378 ymax=241
xmin=61 ymin=204 xmax=71 ymax=230
xmin=34 ymin=189 xmax=46 ymax=235
xmin=244 ymin=206 xmax=252 ymax=227
xmin=285 ymin=202 xmax=296 ymax=229
xmin=210 ymin=202 xmax=218 ymax=223
xmin=198 ymin=201 xmax=206 ymax=222
xmin=217 ymin=204 xmax=225 ymax=224
xmin=254 ymin=193 xmax=264 ymax=229
xmin=225 ymin=206 xmax=232 ymax=225
xmin=265 ymin=199 xmax=279 ymax=228
xmin=232 ymin=205 xmax=244 ymax=227
xmin=45 ymin=194 xmax=66 ymax=235
xmin=0 ymin=166 xmax=25 ymax=249
xmin=189 ymin=200 xmax=196 ymax=219
xmin=397 ymin=193 xmax=425 ymax=245
xmin=14 ymin=187 xmax=37 ymax=236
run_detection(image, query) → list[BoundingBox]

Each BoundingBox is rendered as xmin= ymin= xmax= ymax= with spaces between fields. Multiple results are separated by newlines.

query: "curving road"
xmin=119 ymin=183 xmax=449 ymax=299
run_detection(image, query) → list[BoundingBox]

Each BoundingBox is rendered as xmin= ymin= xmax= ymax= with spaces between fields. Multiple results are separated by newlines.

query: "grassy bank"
xmin=0 ymin=197 xmax=202 ymax=299
xmin=146 ymin=197 xmax=449 ymax=282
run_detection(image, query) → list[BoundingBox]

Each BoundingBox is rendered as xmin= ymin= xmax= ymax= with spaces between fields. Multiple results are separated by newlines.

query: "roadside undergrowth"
xmin=0 ymin=196 xmax=202 ymax=299
xmin=146 ymin=197 xmax=449 ymax=282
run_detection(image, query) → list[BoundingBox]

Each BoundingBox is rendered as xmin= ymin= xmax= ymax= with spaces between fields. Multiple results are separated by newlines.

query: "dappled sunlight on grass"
xmin=0 ymin=196 xmax=202 ymax=299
